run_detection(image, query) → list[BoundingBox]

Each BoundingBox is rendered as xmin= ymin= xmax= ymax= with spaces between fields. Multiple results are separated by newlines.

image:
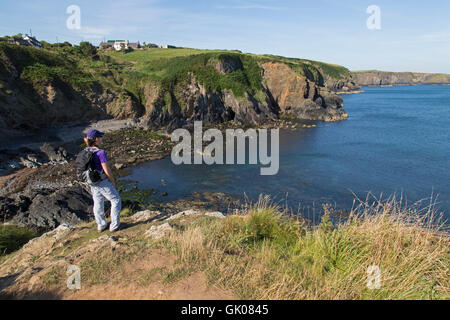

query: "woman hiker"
xmin=84 ymin=129 xmax=122 ymax=232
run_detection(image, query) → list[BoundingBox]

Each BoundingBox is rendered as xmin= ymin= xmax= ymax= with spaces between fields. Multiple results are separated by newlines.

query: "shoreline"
xmin=0 ymin=116 xmax=313 ymax=231
xmin=2 ymin=84 xmax=449 ymax=231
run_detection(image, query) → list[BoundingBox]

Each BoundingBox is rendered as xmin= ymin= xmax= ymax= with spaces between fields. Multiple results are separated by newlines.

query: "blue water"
xmin=123 ymin=86 xmax=450 ymax=220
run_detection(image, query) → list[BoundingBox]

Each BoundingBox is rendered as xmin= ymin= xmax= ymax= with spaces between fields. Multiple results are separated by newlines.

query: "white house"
xmin=98 ymin=40 xmax=141 ymax=51
xmin=9 ymin=34 xmax=42 ymax=48
xmin=113 ymin=40 xmax=128 ymax=51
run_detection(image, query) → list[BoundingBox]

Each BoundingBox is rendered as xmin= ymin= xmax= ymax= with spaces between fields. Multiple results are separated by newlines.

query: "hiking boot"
xmin=110 ymin=224 xmax=121 ymax=233
xmin=98 ymin=223 xmax=109 ymax=232
xmin=110 ymin=223 xmax=127 ymax=233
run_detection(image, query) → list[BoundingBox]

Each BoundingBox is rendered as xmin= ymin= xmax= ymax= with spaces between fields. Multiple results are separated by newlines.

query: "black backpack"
xmin=75 ymin=147 xmax=102 ymax=185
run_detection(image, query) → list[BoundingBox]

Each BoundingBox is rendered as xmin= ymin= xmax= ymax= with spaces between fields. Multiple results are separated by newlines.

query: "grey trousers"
xmin=90 ymin=179 xmax=121 ymax=231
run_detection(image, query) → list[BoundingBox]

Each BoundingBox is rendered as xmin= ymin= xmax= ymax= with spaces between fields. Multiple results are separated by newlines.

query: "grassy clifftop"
xmin=104 ymin=47 xmax=354 ymax=89
xmin=0 ymin=196 xmax=448 ymax=300
xmin=0 ymin=42 xmax=356 ymax=131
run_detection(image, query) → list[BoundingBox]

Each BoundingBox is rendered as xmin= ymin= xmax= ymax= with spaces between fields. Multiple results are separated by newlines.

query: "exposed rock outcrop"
xmin=9 ymin=186 xmax=93 ymax=230
xmin=139 ymin=60 xmax=349 ymax=131
xmin=0 ymin=52 xmax=143 ymax=132
xmin=0 ymin=45 xmax=352 ymax=136
xmin=325 ymin=79 xmax=362 ymax=94
xmin=261 ymin=62 xmax=348 ymax=121
xmin=352 ymin=71 xmax=450 ymax=86
xmin=140 ymin=73 xmax=279 ymax=132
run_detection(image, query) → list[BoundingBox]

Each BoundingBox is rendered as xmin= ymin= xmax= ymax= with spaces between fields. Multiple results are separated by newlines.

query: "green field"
xmin=103 ymin=48 xmax=352 ymax=85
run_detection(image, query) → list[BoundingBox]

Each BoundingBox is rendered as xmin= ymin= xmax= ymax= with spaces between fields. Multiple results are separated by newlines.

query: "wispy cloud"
xmin=75 ymin=27 xmax=112 ymax=40
xmin=215 ymin=0 xmax=284 ymax=11
xmin=418 ymin=32 xmax=450 ymax=43
xmin=215 ymin=4 xmax=284 ymax=10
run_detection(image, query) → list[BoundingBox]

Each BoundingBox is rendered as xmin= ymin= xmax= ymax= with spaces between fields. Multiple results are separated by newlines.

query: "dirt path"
xmin=0 ymin=213 xmax=237 ymax=300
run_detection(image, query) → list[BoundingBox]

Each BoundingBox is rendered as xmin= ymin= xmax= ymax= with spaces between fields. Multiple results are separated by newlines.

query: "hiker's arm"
xmin=101 ymin=162 xmax=115 ymax=186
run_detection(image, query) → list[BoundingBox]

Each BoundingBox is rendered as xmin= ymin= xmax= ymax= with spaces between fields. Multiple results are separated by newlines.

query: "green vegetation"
xmin=1 ymin=40 xmax=354 ymax=114
xmin=255 ymin=54 xmax=352 ymax=84
xmin=164 ymin=196 xmax=449 ymax=299
xmin=105 ymin=50 xmax=264 ymax=98
xmin=117 ymin=179 xmax=156 ymax=211
xmin=104 ymin=48 xmax=210 ymax=65
xmin=0 ymin=224 xmax=40 ymax=255
xmin=0 ymin=43 xmax=95 ymax=88
xmin=1 ymin=194 xmax=447 ymax=300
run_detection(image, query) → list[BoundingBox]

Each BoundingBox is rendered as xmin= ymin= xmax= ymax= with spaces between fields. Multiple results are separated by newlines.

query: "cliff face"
xmin=0 ymin=44 xmax=350 ymax=136
xmin=138 ymin=59 xmax=349 ymax=130
xmin=140 ymin=73 xmax=278 ymax=132
xmin=0 ymin=45 xmax=144 ymax=133
xmin=260 ymin=62 xmax=348 ymax=121
xmin=352 ymin=71 xmax=450 ymax=86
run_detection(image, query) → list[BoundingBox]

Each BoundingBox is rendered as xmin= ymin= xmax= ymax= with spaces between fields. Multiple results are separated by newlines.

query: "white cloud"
xmin=418 ymin=32 xmax=450 ymax=43
xmin=75 ymin=27 xmax=112 ymax=40
xmin=215 ymin=4 xmax=284 ymax=10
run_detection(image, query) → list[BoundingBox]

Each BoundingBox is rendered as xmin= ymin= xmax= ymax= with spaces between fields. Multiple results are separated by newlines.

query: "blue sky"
xmin=1 ymin=0 xmax=449 ymax=73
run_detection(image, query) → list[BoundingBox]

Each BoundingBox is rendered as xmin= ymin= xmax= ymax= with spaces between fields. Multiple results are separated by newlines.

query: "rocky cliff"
xmin=352 ymin=71 xmax=450 ymax=86
xmin=139 ymin=58 xmax=349 ymax=130
xmin=0 ymin=44 xmax=144 ymax=135
xmin=260 ymin=62 xmax=347 ymax=121
xmin=0 ymin=44 xmax=350 ymax=138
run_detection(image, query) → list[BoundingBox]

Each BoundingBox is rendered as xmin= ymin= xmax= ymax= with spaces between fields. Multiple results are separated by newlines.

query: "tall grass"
xmin=166 ymin=195 xmax=449 ymax=300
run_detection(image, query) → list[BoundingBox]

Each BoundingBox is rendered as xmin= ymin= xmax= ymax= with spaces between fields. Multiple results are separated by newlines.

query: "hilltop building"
xmin=8 ymin=34 xmax=42 ymax=48
xmin=99 ymin=40 xmax=141 ymax=51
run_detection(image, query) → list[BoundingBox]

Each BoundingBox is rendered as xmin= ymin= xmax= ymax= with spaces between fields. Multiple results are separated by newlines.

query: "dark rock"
xmin=0 ymin=195 xmax=32 ymax=222
xmin=0 ymin=197 xmax=17 ymax=221
xmin=209 ymin=57 xmax=243 ymax=74
xmin=39 ymin=143 xmax=68 ymax=162
xmin=10 ymin=186 xmax=93 ymax=230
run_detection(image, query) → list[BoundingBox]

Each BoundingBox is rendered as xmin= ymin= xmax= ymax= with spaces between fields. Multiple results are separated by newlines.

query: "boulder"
xmin=167 ymin=209 xmax=200 ymax=220
xmin=0 ymin=195 xmax=32 ymax=221
xmin=145 ymin=223 xmax=173 ymax=240
xmin=10 ymin=186 xmax=93 ymax=230
xmin=205 ymin=211 xmax=226 ymax=219
xmin=39 ymin=143 xmax=68 ymax=162
xmin=130 ymin=210 xmax=162 ymax=223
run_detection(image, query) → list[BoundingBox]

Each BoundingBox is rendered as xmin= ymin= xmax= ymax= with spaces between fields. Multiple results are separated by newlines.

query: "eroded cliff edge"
xmin=0 ymin=45 xmax=350 ymax=139
xmin=352 ymin=70 xmax=450 ymax=86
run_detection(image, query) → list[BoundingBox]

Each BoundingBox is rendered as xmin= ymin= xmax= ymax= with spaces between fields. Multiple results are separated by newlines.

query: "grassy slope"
xmin=163 ymin=198 xmax=449 ymax=300
xmin=100 ymin=48 xmax=354 ymax=111
xmin=1 ymin=44 xmax=353 ymax=115
xmin=104 ymin=48 xmax=353 ymax=89
xmin=0 ymin=44 xmax=94 ymax=89
xmin=0 ymin=196 xmax=447 ymax=300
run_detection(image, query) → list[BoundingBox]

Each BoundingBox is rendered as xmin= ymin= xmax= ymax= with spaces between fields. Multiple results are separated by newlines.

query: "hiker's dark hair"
xmin=84 ymin=137 xmax=96 ymax=147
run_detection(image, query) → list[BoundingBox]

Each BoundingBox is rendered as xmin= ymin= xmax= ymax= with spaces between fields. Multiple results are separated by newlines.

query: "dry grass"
xmin=165 ymin=195 xmax=449 ymax=300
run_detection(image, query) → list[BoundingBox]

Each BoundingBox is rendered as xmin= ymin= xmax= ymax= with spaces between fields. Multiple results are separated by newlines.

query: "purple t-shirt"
xmin=88 ymin=148 xmax=107 ymax=172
